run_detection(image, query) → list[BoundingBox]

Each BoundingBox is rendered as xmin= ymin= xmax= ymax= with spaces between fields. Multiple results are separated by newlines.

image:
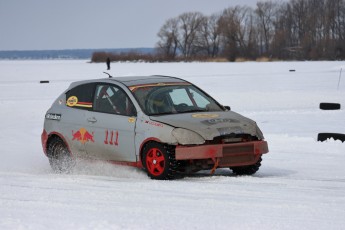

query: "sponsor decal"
xmin=72 ymin=128 xmax=94 ymax=144
xmin=192 ymin=114 xmax=219 ymax=118
xmin=74 ymin=101 xmax=93 ymax=108
xmin=66 ymin=96 xmax=92 ymax=108
xmin=201 ymin=118 xmax=240 ymax=126
xmin=128 ymin=117 xmax=136 ymax=123
xmin=217 ymin=127 xmax=244 ymax=136
xmin=104 ymin=130 xmax=119 ymax=146
xmin=145 ymin=120 xmax=163 ymax=127
xmin=66 ymin=96 xmax=78 ymax=107
xmin=45 ymin=113 xmax=61 ymax=121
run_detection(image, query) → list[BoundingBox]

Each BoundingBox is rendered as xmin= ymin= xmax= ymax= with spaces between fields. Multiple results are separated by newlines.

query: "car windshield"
xmin=130 ymin=83 xmax=224 ymax=116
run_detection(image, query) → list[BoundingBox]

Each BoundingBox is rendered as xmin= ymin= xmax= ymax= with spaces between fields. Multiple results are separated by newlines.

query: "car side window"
xmin=66 ymin=83 xmax=95 ymax=110
xmin=93 ymin=84 xmax=136 ymax=116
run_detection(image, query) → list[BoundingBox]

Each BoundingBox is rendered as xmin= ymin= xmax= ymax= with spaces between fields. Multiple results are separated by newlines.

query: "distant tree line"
xmin=92 ymin=0 xmax=345 ymax=62
xmin=91 ymin=51 xmax=159 ymax=63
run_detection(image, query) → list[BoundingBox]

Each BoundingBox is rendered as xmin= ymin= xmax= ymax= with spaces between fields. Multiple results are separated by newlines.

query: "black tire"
xmin=230 ymin=157 xmax=262 ymax=175
xmin=317 ymin=133 xmax=345 ymax=142
xmin=47 ymin=137 xmax=75 ymax=173
xmin=142 ymin=142 xmax=178 ymax=180
xmin=319 ymin=103 xmax=341 ymax=110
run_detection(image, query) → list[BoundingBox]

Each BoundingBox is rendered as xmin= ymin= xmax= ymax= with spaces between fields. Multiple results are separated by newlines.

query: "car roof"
xmin=110 ymin=75 xmax=187 ymax=86
xmin=69 ymin=75 xmax=188 ymax=89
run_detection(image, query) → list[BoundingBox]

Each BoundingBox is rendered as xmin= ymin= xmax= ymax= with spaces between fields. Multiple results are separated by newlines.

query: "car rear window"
xmin=66 ymin=83 xmax=95 ymax=110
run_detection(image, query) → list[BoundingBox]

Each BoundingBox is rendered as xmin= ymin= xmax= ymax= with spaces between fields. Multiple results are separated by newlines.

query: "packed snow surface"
xmin=1 ymin=60 xmax=345 ymax=229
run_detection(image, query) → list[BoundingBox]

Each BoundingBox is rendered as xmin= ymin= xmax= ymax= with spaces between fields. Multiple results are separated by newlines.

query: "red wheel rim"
xmin=146 ymin=148 xmax=165 ymax=176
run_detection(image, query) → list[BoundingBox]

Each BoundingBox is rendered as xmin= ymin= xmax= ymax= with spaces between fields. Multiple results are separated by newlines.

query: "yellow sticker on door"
xmin=66 ymin=96 xmax=78 ymax=107
xmin=66 ymin=96 xmax=92 ymax=108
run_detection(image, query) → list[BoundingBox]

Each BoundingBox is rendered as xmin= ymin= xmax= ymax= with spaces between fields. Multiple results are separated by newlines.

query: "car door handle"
xmin=87 ymin=117 xmax=97 ymax=123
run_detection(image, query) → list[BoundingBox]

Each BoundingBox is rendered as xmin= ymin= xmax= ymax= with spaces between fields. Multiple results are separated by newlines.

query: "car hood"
xmin=150 ymin=111 xmax=264 ymax=140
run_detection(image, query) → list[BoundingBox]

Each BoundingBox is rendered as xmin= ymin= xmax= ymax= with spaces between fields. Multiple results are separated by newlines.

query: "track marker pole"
xmin=338 ymin=68 xmax=342 ymax=90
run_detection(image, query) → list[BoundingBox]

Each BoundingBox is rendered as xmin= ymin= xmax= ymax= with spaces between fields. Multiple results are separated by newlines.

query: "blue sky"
xmin=0 ymin=0 xmax=266 ymax=50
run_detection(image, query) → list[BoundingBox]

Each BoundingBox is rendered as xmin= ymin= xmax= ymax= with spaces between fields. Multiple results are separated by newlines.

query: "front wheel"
xmin=47 ymin=137 xmax=75 ymax=173
xmin=143 ymin=142 xmax=177 ymax=180
xmin=230 ymin=157 xmax=262 ymax=175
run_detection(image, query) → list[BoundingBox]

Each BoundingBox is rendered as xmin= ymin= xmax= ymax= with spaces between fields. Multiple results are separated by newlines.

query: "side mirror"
xmin=224 ymin=105 xmax=231 ymax=111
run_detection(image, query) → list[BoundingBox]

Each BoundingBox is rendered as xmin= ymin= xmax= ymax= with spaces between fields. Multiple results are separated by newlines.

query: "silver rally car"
xmin=41 ymin=75 xmax=268 ymax=179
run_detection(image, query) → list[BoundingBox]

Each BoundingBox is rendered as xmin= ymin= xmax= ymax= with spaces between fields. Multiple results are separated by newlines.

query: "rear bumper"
xmin=41 ymin=129 xmax=48 ymax=155
xmin=175 ymin=141 xmax=268 ymax=167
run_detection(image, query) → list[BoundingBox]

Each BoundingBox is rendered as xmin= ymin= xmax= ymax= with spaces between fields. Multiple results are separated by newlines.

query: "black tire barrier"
xmin=40 ymin=80 xmax=49 ymax=84
xmin=319 ymin=102 xmax=341 ymax=110
xmin=317 ymin=133 xmax=345 ymax=142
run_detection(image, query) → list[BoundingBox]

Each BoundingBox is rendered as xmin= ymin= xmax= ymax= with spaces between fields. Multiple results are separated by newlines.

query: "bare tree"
xmin=156 ymin=18 xmax=179 ymax=60
xmin=195 ymin=14 xmax=222 ymax=58
xmin=155 ymin=0 xmax=345 ymax=61
xmin=177 ymin=12 xmax=205 ymax=58
xmin=219 ymin=6 xmax=257 ymax=61
xmin=270 ymin=2 xmax=293 ymax=59
xmin=324 ymin=0 xmax=345 ymax=59
xmin=255 ymin=1 xmax=278 ymax=56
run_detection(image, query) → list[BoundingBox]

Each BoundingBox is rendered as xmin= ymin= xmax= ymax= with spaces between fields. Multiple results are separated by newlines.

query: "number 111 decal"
xmin=104 ymin=130 xmax=119 ymax=146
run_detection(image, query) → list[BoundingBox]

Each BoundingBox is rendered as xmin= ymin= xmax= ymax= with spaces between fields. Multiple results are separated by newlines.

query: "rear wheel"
xmin=47 ymin=137 xmax=75 ymax=173
xmin=143 ymin=142 xmax=177 ymax=180
xmin=230 ymin=157 xmax=262 ymax=175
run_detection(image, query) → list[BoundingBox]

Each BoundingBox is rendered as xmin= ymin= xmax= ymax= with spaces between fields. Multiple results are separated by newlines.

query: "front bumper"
xmin=175 ymin=141 xmax=268 ymax=167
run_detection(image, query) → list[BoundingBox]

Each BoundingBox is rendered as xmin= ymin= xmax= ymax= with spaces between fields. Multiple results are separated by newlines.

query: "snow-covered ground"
xmin=0 ymin=60 xmax=345 ymax=229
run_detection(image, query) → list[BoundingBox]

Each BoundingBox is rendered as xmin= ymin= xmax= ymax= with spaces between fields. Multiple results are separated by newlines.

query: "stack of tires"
xmin=318 ymin=102 xmax=345 ymax=142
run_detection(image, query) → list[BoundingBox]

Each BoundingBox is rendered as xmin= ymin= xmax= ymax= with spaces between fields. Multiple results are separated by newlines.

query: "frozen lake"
xmin=0 ymin=60 xmax=345 ymax=229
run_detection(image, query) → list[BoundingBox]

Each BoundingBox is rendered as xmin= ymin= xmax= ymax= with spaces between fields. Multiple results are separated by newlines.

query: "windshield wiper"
xmin=149 ymin=111 xmax=175 ymax=116
xmin=178 ymin=108 xmax=207 ymax=114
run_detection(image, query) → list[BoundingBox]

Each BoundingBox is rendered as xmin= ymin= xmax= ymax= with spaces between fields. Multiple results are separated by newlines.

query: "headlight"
xmin=172 ymin=128 xmax=205 ymax=145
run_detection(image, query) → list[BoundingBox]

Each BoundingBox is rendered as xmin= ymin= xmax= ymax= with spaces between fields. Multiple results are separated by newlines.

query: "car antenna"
xmin=103 ymin=72 xmax=113 ymax=78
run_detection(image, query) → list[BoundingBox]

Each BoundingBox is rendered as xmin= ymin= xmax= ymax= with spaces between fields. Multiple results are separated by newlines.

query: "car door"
xmin=61 ymin=82 xmax=96 ymax=158
xmin=83 ymin=83 xmax=137 ymax=162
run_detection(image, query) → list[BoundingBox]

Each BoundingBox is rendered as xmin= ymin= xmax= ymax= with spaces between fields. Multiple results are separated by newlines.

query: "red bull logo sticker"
xmin=72 ymin=128 xmax=94 ymax=144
